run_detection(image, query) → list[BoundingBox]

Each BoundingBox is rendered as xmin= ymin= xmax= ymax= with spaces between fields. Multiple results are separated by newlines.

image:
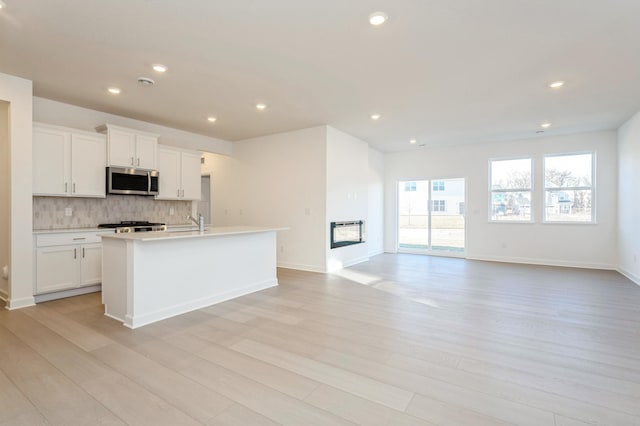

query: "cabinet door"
xmin=180 ymin=151 xmax=202 ymax=200
xmin=135 ymin=134 xmax=158 ymax=169
xmin=108 ymin=128 xmax=135 ymax=167
xmin=36 ymin=246 xmax=78 ymax=293
xmin=80 ymin=243 xmax=102 ymax=286
xmin=33 ymin=126 xmax=70 ymax=196
xmin=157 ymin=148 xmax=181 ymax=200
xmin=71 ymin=134 xmax=106 ymax=197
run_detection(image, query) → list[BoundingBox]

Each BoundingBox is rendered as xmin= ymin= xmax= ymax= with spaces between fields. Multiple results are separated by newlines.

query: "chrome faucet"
xmin=188 ymin=214 xmax=205 ymax=232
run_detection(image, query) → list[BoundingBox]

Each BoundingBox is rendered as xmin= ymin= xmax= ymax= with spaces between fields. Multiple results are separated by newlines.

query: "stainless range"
xmin=98 ymin=221 xmax=167 ymax=233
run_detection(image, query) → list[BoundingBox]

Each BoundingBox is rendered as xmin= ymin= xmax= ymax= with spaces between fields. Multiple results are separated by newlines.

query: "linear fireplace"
xmin=330 ymin=220 xmax=365 ymax=249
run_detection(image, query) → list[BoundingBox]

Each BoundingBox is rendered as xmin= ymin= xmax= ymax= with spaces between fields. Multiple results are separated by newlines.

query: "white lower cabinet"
xmin=34 ymin=232 xmax=108 ymax=295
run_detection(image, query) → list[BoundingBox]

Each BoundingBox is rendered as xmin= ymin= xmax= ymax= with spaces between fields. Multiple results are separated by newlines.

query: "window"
xmin=432 ymin=181 xmax=445 ymax=191
xmin=490 ymin=158 xmax=532 ymax=222
xmin=431 ymin=200 xmax=446 ymax=212
xmin=544 ymin=153 xmax=594 ymax=223
xmin=404 ymin=182 xmax=416 ymax=192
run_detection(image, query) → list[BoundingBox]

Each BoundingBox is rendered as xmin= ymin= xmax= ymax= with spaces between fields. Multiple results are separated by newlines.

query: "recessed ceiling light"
xmin=409 ymin=139 xmax=417 ymax=144
xmin=0 ymin=1 xmax=7 ymax=9
xmin=369 ymin=12 xmax=388 ymax=26
xmin=549 ymin=81 xmax=565 ymax=88
xmin=108 ymin=87 xmax=121 ymax=94
xmin=207 ymin=117 xmax=217 ymax=123
xmin=256 ymin=103 xmax=267 ymax=110
xmin=371 ymin=114 xmax=381 ymax=120
xmin=541 ymin=122 xmax=552 ymax=128
xmin=152 ymin=64 xmax=168 ymax=73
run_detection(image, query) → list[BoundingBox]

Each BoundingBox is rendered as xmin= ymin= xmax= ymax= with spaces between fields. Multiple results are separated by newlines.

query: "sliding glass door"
xmin=398 ymin=178 xmax=465 ymax=254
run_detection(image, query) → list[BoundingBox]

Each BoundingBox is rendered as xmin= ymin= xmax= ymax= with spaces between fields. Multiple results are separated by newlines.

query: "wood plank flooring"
xmin=1 ymin=254 xmax=639 ymax=425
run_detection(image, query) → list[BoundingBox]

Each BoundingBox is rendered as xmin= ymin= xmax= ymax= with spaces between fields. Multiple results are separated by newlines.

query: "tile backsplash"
xmin=33 ymin=196 xmax=193 ymax=229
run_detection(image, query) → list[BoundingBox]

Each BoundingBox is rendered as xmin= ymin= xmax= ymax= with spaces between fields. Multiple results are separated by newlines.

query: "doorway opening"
xmin=397 ymin=178 xmax=465 ymax=255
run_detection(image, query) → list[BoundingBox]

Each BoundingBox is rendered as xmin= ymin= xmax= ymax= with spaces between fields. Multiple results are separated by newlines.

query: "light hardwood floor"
xmin=1 ymin=254 xmax=639 ymax=425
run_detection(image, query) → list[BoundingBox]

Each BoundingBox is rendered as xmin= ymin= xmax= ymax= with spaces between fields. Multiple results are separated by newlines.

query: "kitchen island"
xmin=101 ymin=226 xmax=287 ymax=328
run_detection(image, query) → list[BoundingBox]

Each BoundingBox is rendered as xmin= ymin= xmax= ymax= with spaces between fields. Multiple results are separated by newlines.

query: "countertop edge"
xmin=101 ymin=226 xmax=289 ymax=241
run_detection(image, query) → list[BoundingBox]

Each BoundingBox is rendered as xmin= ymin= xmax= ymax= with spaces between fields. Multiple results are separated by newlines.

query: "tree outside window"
xmin=544 ymin=153 xmax=594 ymax=223
xmin=490 ymin=158 xmax=532 ymax=222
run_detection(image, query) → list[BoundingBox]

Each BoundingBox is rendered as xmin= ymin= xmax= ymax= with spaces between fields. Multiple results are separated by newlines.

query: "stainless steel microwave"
xmin=106 ymin=167 xmax=159 ymax=196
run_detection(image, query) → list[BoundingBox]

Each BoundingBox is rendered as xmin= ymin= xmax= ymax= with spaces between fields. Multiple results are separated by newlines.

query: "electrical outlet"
xmin=64 ymin=207 xmax=72 ymax=217
xmin=169 ymin=207 xmax=175 ymax=216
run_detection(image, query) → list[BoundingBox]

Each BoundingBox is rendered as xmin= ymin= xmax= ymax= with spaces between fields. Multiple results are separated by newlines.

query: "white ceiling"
xmin=1 ymin=0 xmax=639 ymax=152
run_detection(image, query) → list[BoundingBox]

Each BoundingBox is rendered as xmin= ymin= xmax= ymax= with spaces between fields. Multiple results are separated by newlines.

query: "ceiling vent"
xmin=137 ymin=77 xmax=155 ymax=86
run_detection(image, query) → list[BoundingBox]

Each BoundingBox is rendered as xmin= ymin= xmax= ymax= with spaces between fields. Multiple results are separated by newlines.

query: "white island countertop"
xmin=101 ymin=225 xmax=288 ymax=242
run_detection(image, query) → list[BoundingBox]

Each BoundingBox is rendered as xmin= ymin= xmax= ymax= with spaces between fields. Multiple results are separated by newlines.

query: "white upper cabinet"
xmin=156 ymin=145 xmax=201 ymax=200
xmin=33 ymin=123 xmax=106 ymax=197
xmin=96 ymin=124 xmax=158 ymax=169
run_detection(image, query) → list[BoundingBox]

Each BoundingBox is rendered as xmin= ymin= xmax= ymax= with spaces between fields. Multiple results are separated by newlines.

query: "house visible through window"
xmin=544 ymin=153 xmax=594 ymax=223
xmin=432 ymin=181 xmax=445 ymax=191
xmin=431 ymin=200 xmax=446 ymax=212
xmin=404 ymin=182 xmax=417 ymax=192
xmin=490 ymin=157 xmax=532 ymax=222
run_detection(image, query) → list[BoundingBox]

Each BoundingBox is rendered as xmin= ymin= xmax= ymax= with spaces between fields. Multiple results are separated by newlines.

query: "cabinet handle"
xmin=82 ymin=248 xmax=85 ymax=258
xmin=177 ymin=189 xmax=180 ymax=197
xmin=72 ymin=237 xmax=86 ymax=241
xmin=74 ymin=248 xmax=77 ymax=259
xmin=73 ymin=183 xmax=76 ymax=193
xmin=65 ymin=182 xmax=68 ymax=193
xmin=131 ymin=157 xmax=135 ymax=166
xmin=137 ymin=158 xmax=140 ymax=167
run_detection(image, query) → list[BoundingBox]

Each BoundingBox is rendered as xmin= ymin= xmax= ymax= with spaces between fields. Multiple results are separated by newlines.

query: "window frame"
xmin=488 ymin=156 xmax=534 ymax=223
xmin=542 ymin=151 xmax=596 ymax=225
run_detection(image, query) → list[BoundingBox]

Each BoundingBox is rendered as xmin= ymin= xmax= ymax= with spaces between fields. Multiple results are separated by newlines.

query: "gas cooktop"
xmin=98 ymin=221 xmax=167 ymax=233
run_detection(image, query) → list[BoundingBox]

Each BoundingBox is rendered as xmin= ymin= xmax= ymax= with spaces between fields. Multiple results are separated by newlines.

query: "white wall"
xmin=33 ymin=97 xmax=232 ymax=155
xmin=0 ymin=72 xmax=34 ymax=309
xmin=203 ymin=126 xmax=328 ymax=272
xmin=385 ymin=130 xmax=618 ymax=269
xmin=0 ymin=101 xmax=9 ymax=299
xmin=368 ymin=147 xmax=385 ymax=257
xmin=326 ymin=127 xmax=369 ymax=271
xmin=618 ymin=111 xmax=640 ymax=284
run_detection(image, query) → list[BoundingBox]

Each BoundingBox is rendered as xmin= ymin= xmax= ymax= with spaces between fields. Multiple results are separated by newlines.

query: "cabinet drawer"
xmin=36 ymin=231 xmax=111 ymax=247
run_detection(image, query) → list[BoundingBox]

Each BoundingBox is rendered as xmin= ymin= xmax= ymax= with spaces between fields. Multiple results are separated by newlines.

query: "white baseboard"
xmin=5 ymin=295 xmax=36 ymax=310
xmin=34 ymin=285 xmax=101 ymax=303
xmin=124 ymin=279 xmax=279 ymax=329
xmin=368 ymin=248 xmax=385 ymax=257
xmin=342 ymin=255 xmax=370 ymax=268
xmin=277 ymin=261 xmax=326 ymax=273
xmin=467 ymin=254 xmax=617 ymax=270
xmin=617 ymin=267 xmax=640 ymax=286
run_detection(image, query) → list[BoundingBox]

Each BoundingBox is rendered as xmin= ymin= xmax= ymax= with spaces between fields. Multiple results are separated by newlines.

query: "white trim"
xmin=122 ymin=279 xmax=278 ymax=329
xmin=368 ymin=248 xmax=385 ymax=257
xmin=277 ymin=261 xmax=326 ymax=273
xmin=617 ymin=267 xmax=640 ymax=286
xmin=5 ymin=295 xmax=36 ymax=310
xmin=342 ymin=255 xmax=370 ymax=268
xmin=467 ymin=254 xmax=616 ymax=271
xmin=34 ymin=285 xmax=101 ymax=303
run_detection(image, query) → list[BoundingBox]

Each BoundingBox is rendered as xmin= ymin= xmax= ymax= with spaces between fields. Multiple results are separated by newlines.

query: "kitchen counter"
xmin=101 ymin=226 xmax=287 ymax=328
xmin=102 ymin=226 xmax=288 ymax=241
xmin=33 ymin=227 xmax=109 ymax=234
